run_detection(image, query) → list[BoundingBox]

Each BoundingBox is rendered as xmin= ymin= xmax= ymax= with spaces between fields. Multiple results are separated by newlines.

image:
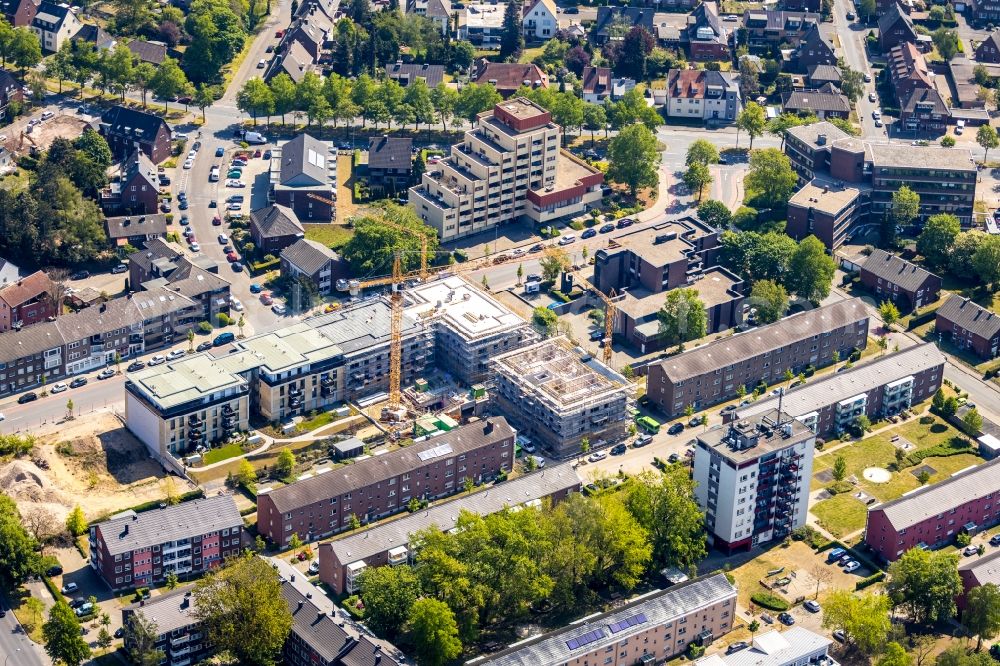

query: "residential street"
xmin=0 ymin=591 xmax=49 ymax=666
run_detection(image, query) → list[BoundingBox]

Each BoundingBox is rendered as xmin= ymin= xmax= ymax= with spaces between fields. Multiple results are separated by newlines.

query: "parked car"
xmin=558 ymin=235 xmax=576 ymax=245
xmin=760 ymin=613 xmax=774 ymax=625
xmin=98 ymin=368 xmax=116 ymax=379
xmin=868 ymin=92 xmax=877 ymax=102
xmin=17 ymin=392 xmax=37 ymax=404
xmin=61 ymin=582 xmax=78 ymax=594
xmin=616 ymin=218 xmax=634 ymax=229
xmin=183 ymin=158 xmax=194 ymax=169
xmin=587 ymin=451 xmax=607 ymax=462
xmin=832 ymin=630 xmax=846 ymax=643
xmin=272 ymin=302 xmax=287 ymax=315
xmin=218 ymin=233 xmax=229 ymax=244
xmin=581 ymin=228 xmax=597 ymax=239
xmin=227 ymin=170 xmax=243 ymax=179
xmin=178 ymin=199 xmax=188 ymax=210
xmin=726 ymin=642 xmax=749 ymax=655
xmin=610 ymin=443 xmax=627 ymax=456
xmin=148 ymin=355 xmax=166 ymax=366
xmin=250 ymin=283 xmax=263 ymax=294
xmin=111 ymin=263 xmax=128 ymax=274
xmin=599 ymin=223 xmax=615 ymax=233
xmin=46 ymin=565 xmax=63 ymax=576
xmin=189 ymin=242 xmax=201 ymax=252
xmin=260 ymin=293 xmax=273 ymax=305
xmin=226 ymin=251 xmax=238 ymax=262
xmin=212 ymin=215 xmax=223 ymax=226
xmin=50 ymin=382 xmax=68 ymax=393
xmin=225 ymin=179 xmax=246 ymax=188
xmin=196 ymin=341 xmax=213 ymax=352
xmin=633 ymin=434 xmax=653 ymax=447
xmin=69 ymin=377 xmax=88 ymax=388
xmin=71 ymin=270 xmax=90 ymax=280
xmin=991 ymin=534 xmax=1000 ymax=546
xmin=843 ymin=560 xmax=861 ymax=573
xmin=215 ymin=146 xmax=225 ymax=157
xmin=778 ymin=612 xmax=795 ymax=626
xmin=963 ymin=545 xmax=980 ymax=556
xmin=804 ymin=600 xmax=821 ymax=613
xmin=166 ymin=349 xmax=185 ymax=361
xmin=590 ymin=330 xmax=604 ymax=341
xmin=529 ymin=243 xmax=545 ymax=253
xmin=667 ymin=423 xmax=684 ymax=435
xmin=214 ymin=332 xmax=235 ymax=346
xmin=230 ymin=297 xmax=244 ymax=312
xmin=127 ymin=361 xmax=146 ymax=372
xmin=309 ymin=561 xmax=320 ymax=574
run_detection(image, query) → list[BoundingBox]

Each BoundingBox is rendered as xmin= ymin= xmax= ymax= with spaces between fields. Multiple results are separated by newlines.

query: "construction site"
xmin=491 ymin=337 xmax=632 ymax=458
xmin=3 ymin=114 xmax=90 ymax=157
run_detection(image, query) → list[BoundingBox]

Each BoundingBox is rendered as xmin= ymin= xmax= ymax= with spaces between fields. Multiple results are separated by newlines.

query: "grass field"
xmin=304 ymin=224 xmax=354 ymax=251
xmin=812 ymin=494 xmax=869 ymax=538
xmin=202 ymin=442 xmax=245 ymax=465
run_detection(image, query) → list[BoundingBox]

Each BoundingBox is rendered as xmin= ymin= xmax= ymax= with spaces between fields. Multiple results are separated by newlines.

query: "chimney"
xmin=484 ymin=419 xmax=494 ymax=434
xmin=817 ymin=133 xmax=827 ymax=145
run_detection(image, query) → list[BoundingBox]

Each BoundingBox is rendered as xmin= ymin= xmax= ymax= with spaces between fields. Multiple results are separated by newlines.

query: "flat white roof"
xmin=406 ymin=275 xmax=525 ymax=342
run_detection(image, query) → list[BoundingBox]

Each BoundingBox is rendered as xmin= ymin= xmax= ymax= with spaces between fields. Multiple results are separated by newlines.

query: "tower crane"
xmin=571 ymin=270 xmax=617 ymax=367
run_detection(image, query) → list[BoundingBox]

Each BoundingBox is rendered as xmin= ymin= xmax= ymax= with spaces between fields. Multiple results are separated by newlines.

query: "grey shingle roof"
xmin=652 ymin=298 xmax=869 ymax=383
xmin=105 ymin=213 xmax=168 ymax=239
xmin=280 ymin=581 xmax=355 ymax=663
xmin=784 ymin=90 xmax=850 ymax=113
xmin=384 ymin=62 xmax=445 ymax=89
xmin=251 ymin=204 xmax=305 ymax=239
xmin=873 ymin=456 xmax=1000 ymax=532
xmin=958 ymin=548 xmax=1000 ymax=587
xmin=474 ymin=574 xmax=737 ymax=666
xmin=807 ymin=64 xmax=842 ymax=83
xmin=128 ymin=237 xmax=182 ymax=273
xmin=902 ymin=87 xmax=949 ymax=116
xmin=0 ymin=320 xmax=64 ymax=363
xmin=278 ymin=133 xmax=334 ymax=188
xmin=878 ymin=2 xmax=915 ymax=39
xmin=734 ymin=343 xmax=944 ymax=422
xmin=937 ymin=294 xmax=1000 ymax=341
xmin=367 ymin=136 xmax=413 ymax=170
xmin=126 ymin=39 xmax=166 ymax=65
xmin=100 ymin=105 xmax=170 ymax=145
xmin=123 ymin=588 xmax=200 ymax=636
xmin=323 ymin=463 xmax=580 ymax=566
xmin=95 ymin=495 xmax=242 ymax=556
xmin=262 ymin=418 xmax=516 ymax=514
xmin=861 ymin=249 xmax=940 ymax=293
xmin=281 ymin=238 xmax=338 ymax=276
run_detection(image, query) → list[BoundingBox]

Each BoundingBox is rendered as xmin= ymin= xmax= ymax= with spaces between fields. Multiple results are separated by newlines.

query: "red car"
xmin=226 ymin=251 xmax=238 ymax=262
xmin=260 ymin=292 xmax=273 ymax=305
xmin=212 ymin=216 xmax=222 ymax=226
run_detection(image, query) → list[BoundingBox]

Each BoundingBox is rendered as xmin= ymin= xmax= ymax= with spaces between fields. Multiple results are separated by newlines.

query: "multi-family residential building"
xmin=580 ymin=66 xmax=613 ymax=103
xmin=250 ymin=204 xmax=305 ymax=254
xmin=888 ymin=42 xmax=934 ymax=112
xmin=685 ymin=1 xmax=730 ymax=61
xmin=741 ymin=9 xmax=819 ymax=53
xmin=899 ymin=87 xmax=951 ymax=136
xmin=730 ymin=343 xmax=945 ymax=438
xmin=958 ymin=549 xmax=1000 ymax=611
xmin=268 ymin=133 xmax=336 ymax=221
xmin=257 ymin=417 xmax=517 ymax=545
xmin=460 ymin=4 xmax=505 ymax=45
xmin=492 ymin=338 xmax=630 ymax=458
xmin=865 ymin=457 xmax=1000 ymax=561
xmin=134 ymin=254 xmax=231 ymax=324
xmin=694 ymin=410 xmax=816 ymax=553
xmin=105 ymin=214 xmax=168 ymax=250
xmin=30 ymin=1 xmax=80 ymax=52
xmin=664 ymin=69 xmax=741 ymax=122
xmin=470 ymin=574 xmax=738 ymax=666
xmin=695 ymin=628 xmax=838 ymax=666
xmin=879 ymin=3 xmax=918 ymax=51
xmin=970 ymin=0 xmax=1000 ymax=24
xmin=859 ymin=249 xmax=941 ymax=313
xmin=786 ymin=178 xmax=868 ymax=249
xmin=593 ymin=6 xmax=656 ymax=44
xmin=384 ymin=62 xmax=445 ymax=88
xmin=99 ymin=105 xmax=172 ymax=164
xmin=409 ymin=98 xmax=603 ymax=241
xmin=280 ymin=238 xmax=345 ymax=295
xmin=645 ymin=299 xmax=870 ymax=418
xmin=1 ymin=0 xmax=38 ymax=27
xmin=367 ymin=135 xmax=413 ymax=193
xmin=472 ymin=61 xmax=549 ymax=97
xmin=101 ymin=150 xmax=160 ymax=216
xmin=936 ymin=294 xmax=1000 ymax=360
xmin=867 ymin=142 xmax=975 ymax=224
xmin=0 ymin=271 xmax=56 ymax=332
xmin=406 ymin=0 xmax=451 ymax=34
xmin=789 ymin=23 xmax=836 ymax=72
xmin=318 ymin=463 xmax=581 ymax=593
xmin=89 ymin=495 xmax=243 ymax=590
xmin=521 ymin=0 xmax=557 ymax=40
xmin=121 ymin=589 xmax=212 ymax=665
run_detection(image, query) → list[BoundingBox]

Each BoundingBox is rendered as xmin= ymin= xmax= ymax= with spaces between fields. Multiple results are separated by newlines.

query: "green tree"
xmin=964 ymin=583 xmax=1000 ymax=651
xmin=103 ymin=42 xmax=135 ymax=101
xmin=932 ymin=388 xmax=946 ymax=411
xmin=744 ymin=148 xmax=798 ymax=209
xmin=269 ymin=73 xmax=297 ymax=125
xmin=65 ymin=505 xmax=86 ymax=537
xmin=532 ymin=306 xmax=558 ymax=335
xmin=820 ymin=590 xmax=891 ymax=655
xmin=275 ymin=448 xmax=295 ymax=477
xmin=886 ymin=547 xmax=962 ymax=625
xmin=917 ymin=213 xmax=961 ymax=269
xmin=539 ymin=246 xmax=571 ymax=281
xmin=583 ymin=103 xmax=607 ymax=146
xmin=165 ymin=571 xmax=179 ymax=590
xmin=832 ymin=455 xmax=847 ymax=481
xmin=9 ymin=27 xmax=41 ymax=75
xmin=341 ymin=203 xmax=439 ymax=274
xmin=950 ymin=231 xmax=986 ymax=280
xmin=979 ymin=123 xmax=1000 ymax=164
xmin=963 ymin=407 xmax=984 ymax=436
xmin=431 ymin=82 xmax=459 ymax=130
xmin=455 ymin=82 xmax=502 ymax=124
xmin=237 ymin=77 xmax=275 ymax=125
xmin=607 ymin=123 xmax=659 ymax=197
xmin=719 ymin=230 xmax=797 ymax=284
xmin=878 ymin=643 xmax=913 ymax=666
xmin=933 ymin=28 xmax=960 ymax=61
xmin=839 ymin=66 xmax=865 ymax=103
xmin=358 ymin=562 xmax=421 ymax=638
xmin=149 ymin=57 xmax=189 ymax=111
xmin=888 ymin=185 xmax=919 ymax=248
xmin=236 ymin=458 xmax=257 ymax=492
xmin=96 ymin=627 xmax=112 ymax=650
xmin=621 ymin=468 xmax=706 ymax=570
xmin=686 ymin=139 xmax=720 ymax=167
xmin=972 ymin=234 xmax=1000 ymax=290
xmin=735 ymin=101 xmax=766 ymax=150
xmin=786 ymin=235 xmax=836 ymax=303
xmin=879 ymin=300 xmax=900 ymax=328
xmin=193 ymin=84 xmax=217 ymax=123
xmin=404 ymin=78 xmax=435 ymax=129
xmin=0 ymin=493 xmax=40 ymax=588
xmin=131 ymin=62 xmax=156 ymax=108
xmin=192 ymin=555 xmax=293 ymax=666
xmin=697 ymin=199 xmax=731 ymax=228
xmin=124 ymin=611 xmax=165 ymax=665
xmin=942 ymin=135 xmax=957 ymax=147
xmin=657 ymin=288 xmax=707 ymax=351
xmin=683 ymin=162 xmax=712 ymax=202
xmin=407 ymin=598 xmax=462 ymax=666
xmin=936 ymin=646 xmax=997 ymax=666
xmin=942 ymin=395 xmax=959 ymax=418
xmin=43 ymin=602 xmax=90 ymax=666
xmin=498 ymin=0 xmax=524 ymax=61
xmin=749 ymin=279 xmax=788 ymax=324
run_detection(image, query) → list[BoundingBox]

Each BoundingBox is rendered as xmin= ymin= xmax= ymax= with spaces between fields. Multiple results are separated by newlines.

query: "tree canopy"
xmin=749 ymin=279 xmax=789 ymax=324
xmin=341 ymin=203 xmax=440 ymax=275
xmin=657 ymin=288 xmax=707 ymax=350
xmin=43 ymin=602 xmax=90 ymax=666
xmin=787 ymin=236 xmax=836 ymax=303
xmin=917 ymin=213 xmax=961 ymax=269
xmin=886 ymin=547 xmax=962 ymax=625
xmin=358 ymin=565 xmax=421 ymax=639
xmin=744 ymin=148 xmax=797 ymax=209
xmin=607 ymin=123 xmax=659 ymax=197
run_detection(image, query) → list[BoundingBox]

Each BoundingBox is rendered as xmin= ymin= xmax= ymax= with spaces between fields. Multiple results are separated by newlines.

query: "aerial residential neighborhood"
xmin=2 ymin=0 xmax=1000 ymax=663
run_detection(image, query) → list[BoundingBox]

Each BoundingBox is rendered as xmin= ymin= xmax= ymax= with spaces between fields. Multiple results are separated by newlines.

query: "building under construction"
xmin=492 ymin=337 xmax=632 ymax=458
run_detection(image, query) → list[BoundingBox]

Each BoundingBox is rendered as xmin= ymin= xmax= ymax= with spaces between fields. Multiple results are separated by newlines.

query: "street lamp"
xmin=5 ymin=648 xmax=21 ymax=666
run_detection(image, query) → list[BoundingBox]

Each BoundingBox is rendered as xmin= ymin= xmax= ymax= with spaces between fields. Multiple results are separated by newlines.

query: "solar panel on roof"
xmin=566 ymin=639 xmax=579 ymax=650
xmin=609 ymin=613 xmax=649 ymax=634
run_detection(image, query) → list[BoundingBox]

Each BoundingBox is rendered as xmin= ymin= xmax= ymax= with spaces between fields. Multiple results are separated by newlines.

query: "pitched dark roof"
xmin=861 ymin=249 xmax=940 ymax=292
xmin=277 ymin=133 xmax=334 ymax=188
xmin=688 ymin=0 xmax=726 ymax=43
xmin=594 ymin=6 xmax=656 ymax=38
xmin=878 ymin=2 xmax=916 ymax=38
xmin=128 ymin=237 xmax=182 ymax=273
xmin=474 ymin=61 xmax=549 ymax=91
xmin=281 ymin=238 xmax=338 ymax=275
xmin=976 ymin=31 xmax=1000 ymax=59
xmin=95 ymin=495 xmax=241 ymax=556
xmin=937 ymin=294 xmax=1000 ymax=340
xmin=127 ymin=39 xmax=167 ymax=64
xmin=367 ymin=136 xmax=413 ymax=170
xmin=280 ymin=582 xmax=356 ymax=663
xmin=384 ymin=62 xmax=445 ymax=88
xmin=262 ymin=418 xmax=515 ymax=514
xmin=424 ymin=0 xmax=451 ymax=18
xmin=121 ymin=149 xmax=158 ymax=190
xmin=250 ymin=204 xmax=305 ymax=239
xmin=581 ymin=66 xmax=612 ymax=96
xmin=0 ymin=270 xmax=53 ymax=308
xmin=73 ymin=24 xmax=114 ymax=49
xmin=100 ymin=105 xmax=170 ymax=144
xmin=33 ymin=1 xmax=72 ymax=27
xmin=795 ymin=22 xmax=835 ymax=59
xmin=902 ymin=87 xmax=949 ymax=116
xmin=807 ymin=64 xmax=842 ymax=83
xmin=784 ymin=90 xmax=850 ymax=113
xmin=742 ymin=9 xmax=819 ymax=30
xmin=105 ymin=213 xmax=168 ymax=239
xmin=0 ymin=69 xmax=19 ymax=100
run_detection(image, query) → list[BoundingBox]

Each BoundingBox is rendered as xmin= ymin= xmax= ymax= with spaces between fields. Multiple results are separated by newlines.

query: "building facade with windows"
xmin=89 ymin=495 xmax=243 ymax=590
xmin=859 ymin=249 xmax=941 ymax=313
xmin=936 ymin=295 xmax=1000 ymax=360
xmin=122 ymin=589 xmax=211 ymax=666
xmin=694 ymin=410 xmax=816 ymax=553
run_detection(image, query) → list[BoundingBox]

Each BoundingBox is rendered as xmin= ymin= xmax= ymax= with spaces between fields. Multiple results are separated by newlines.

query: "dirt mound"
xmin=0 ymin=459 xmax=67 ymax=506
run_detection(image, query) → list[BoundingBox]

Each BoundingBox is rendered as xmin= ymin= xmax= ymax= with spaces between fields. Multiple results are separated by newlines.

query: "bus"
xmin=636 ymin=415 xmax=661 ymax=434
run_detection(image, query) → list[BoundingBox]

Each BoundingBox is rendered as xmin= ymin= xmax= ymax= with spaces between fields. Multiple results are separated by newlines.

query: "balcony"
xmin=188 ymin=415 xmax=202 ymax=427
xmin=388 ymin=546 xmax=409 ymax=565
xmin=288 ymin=385 xmax=302 ymax=397
xmin=170 ymin=634 xmax=190 ymax=647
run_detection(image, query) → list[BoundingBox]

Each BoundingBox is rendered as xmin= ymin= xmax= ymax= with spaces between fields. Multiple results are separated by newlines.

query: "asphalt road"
xmin=830 ymin=1 xmax=885 ymax=139
xmin=0 ymin=593 xmax=48 ymax=666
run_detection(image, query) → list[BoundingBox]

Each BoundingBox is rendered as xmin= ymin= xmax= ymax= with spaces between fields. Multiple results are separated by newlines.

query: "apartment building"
xmin=936 ymin=294 xmax=1000 ymax=360
xmin=407 ymin=275 xmax=535 ymax=384
xmin=105 ymin=214 xmax=168 ymax=250
xmin=99 ymin=105 xmax=172 ymax=164
xmin=865 ymin=457 xmax=1000 ymax=561
xmin=958 ymin=549 xmax=1000 ymax=612
xmin=686 ymin=1 xmax=730 ymax=61
xmin=409 ymin=98 xmax=603 ymax=242
xmin=664 ymin=69 xmax=741 ymax=122
xmin=250 ymin=204 xmax=305 ymax=254
xmin=741 ymin=10 xmax=819 ymax=53
xmin=30 ymin=1 xmax=80 ymax=52
xmin=0 ymin=271 xmax=56 ymax=332
xmin=318 ymin=463 xmax=581 ymax=594
xmin=730 ymin=343 xmax=944 ymax=438
xmin=695 ymin=628 xmax=838 ymax=666
xmin=0 ymin=68 xmax=23 ymax=118
xmin=492 ymin=338 xmax=630 ymax=458
xmin=789 ymin=23 xmax=837 ymax=72
xmin=521 ymin=0 xmax=557 ymax=41
xmin=786 ymin=178 xmax=867 ymax=249
xmin=878 ymin=3 xmax=918 ymax=51
xmin=257 ymin=417 xmax=516 ymax=545
xmin=101 ymin=150 xmax=160 ymax=216
xmin=122 ymin=589 xmax=211 ymax=666
xmin=645 ymin=299 xmax=870 ymax=418
xmin=1 ymin=0 xmax=38 ymax=28
xmin=470 ymin=574 xmax=738 ymax=666
xmin=694 ymin=410 xmax=816 ymax=553
xmin=89 ymin=495 xmax=243 ymax=590
xmin=268 ymin=133 xmax=337 ymax=221
xmin=859 ymin=249 xmax=941 ymax=313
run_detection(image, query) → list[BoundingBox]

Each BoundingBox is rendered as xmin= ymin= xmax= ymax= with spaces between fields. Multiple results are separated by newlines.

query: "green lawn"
xmin=304 ymin=224 xmax=354 ymax=251
xmin=812 ymin=494 xmax=869 ymax=538
xmin=202 ymin=442 xmax=245 ymax=465
xmin=297 ymin=410 xmax=336 ymax=433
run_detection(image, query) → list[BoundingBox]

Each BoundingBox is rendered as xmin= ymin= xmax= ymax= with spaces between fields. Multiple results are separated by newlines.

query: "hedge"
xmin=855 ymin=571 xmax=886 ymax=590
xmin=550 ymin=289 xmax=571 ymax=303
xmin=751 ymin=592 xmax=790 ymax=611
xmin=42 ymin=575 xmax=63 ymax=603
xmin=907 ymin=308 xmax=937 ymax=331
xmin=251 ymin=258 xmax=280 ymax=274
xmin=903 ymin=440 xmax=974 ymax=467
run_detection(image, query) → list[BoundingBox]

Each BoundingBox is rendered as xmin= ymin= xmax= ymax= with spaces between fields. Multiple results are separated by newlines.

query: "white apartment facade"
xmin=409 ymin=97 xmax=603 ymax=241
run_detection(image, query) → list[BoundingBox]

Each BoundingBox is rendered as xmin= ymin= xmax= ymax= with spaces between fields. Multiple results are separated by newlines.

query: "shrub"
xmin=217 ymin=313 xmax=231 ymax=326
xmin=751 ymin=592 xmax=790 ymax=611
xmin=251 ymin=258 xmax=280 ymax=273
xmin=199 ymin=321 xmax=213 ymax=334
xmin=453 ymin=249 xmax=468 ymax=262
xmin=902 ymin=438 xmax=973 ymax=467
xmin=165 ymin=214 xmax=174 ymax=223
xmin=826 ymin=481 xmax=855 ymax=495
xmin=550 ymin=289 xmax=571 ymax=303
xmin=855 ymin=571 xmax=886 ymax=590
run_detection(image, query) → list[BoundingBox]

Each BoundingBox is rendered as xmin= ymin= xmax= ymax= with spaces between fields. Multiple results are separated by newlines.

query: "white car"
xmin=166 ymin=349 xmax=186 ymax=361
xmin=558 ymin=235 xmax=576 ymax=246
xmin=843 ymin=561 xmax=861 ymax=573
xmin=61 ymin=582 xmax=78 ymax=594
xmin=231 ymin=298 xmax=244 ymax=312
xmin=148 ymin=355 xmax=166 ymax=366
xmin=189 ymin=242 xmax=200 ymax=252
xmin=218 ymin=233 xmax=229 ymax=244
xmin=872 ymin=109 xmax=881 ymax=119
xmin=272 ymin=302 xmax=287 ymax=315
xmin=0 ymin=412 xmax=5 ymax=421
xmin=187 ymin=150 xmax=197 ymax=159
xmin=868 ymin=92 xmax=877 ymax=102
xmin=183 ymin=158 xmax=194 ymax=169
xmin=50 ymin=382 xmax=68 ymax=393
xmin=227 ymin=202 xmax=242 ymax=211
xmin=183 ymin=226 xmax=194 ymax=237
xmin=0 ymin=134 xmax=7 ymax=142
xmin=587 ymin=451 xmax=608 ymax=462
xmin=308 ymin=560 xmax=320 ymax=574
xmin=225 ymin=179 xmax=246 ymax=188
